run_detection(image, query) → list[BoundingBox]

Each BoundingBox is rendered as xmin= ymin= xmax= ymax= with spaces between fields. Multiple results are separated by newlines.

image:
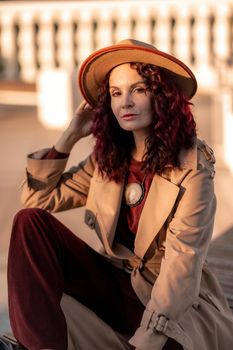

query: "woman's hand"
xmin=67 ymin=100 xmax=94 ymax=140
xmin=54 ymin=100 xmax=94 ymax=154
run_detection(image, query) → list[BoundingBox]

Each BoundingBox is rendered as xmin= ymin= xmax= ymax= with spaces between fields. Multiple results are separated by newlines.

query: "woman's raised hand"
xmin=54 ymin=100 xmax=94 ymax=154
xmin=68 ymin=100 xmax=94 ymax=140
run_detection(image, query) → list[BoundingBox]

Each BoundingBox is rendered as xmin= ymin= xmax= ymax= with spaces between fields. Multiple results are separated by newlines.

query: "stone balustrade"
xmin=0 ymin=0 xmax=233 ymax=172
xmin=0 ymin=0 xmax=232 ymax=91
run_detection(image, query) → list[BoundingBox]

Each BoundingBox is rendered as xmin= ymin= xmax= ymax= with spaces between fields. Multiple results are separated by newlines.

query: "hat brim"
xmin=78 ymin=44 xmax=197 ymax=107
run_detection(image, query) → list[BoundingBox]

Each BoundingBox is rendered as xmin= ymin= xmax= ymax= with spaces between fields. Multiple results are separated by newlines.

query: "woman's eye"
xmin=133 ymin=87 xmax=146 ymax=93
xmin=111 ymin=91 xmax=120 ymax=97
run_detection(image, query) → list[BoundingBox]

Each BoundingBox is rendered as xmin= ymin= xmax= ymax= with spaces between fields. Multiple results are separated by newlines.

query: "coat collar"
xmin=87 ymin=140 xmax=198 ymax=258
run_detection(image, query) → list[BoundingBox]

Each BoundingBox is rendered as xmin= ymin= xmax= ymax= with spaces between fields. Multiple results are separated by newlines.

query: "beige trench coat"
xmin=21 ymin=139 xmax=233 ymax=350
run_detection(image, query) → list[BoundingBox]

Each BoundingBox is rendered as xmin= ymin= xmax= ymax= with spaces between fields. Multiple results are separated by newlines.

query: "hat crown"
xmin=117 ymin=38 xmax=157 ymax=51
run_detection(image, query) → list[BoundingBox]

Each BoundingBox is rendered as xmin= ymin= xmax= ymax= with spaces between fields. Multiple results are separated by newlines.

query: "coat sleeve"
xmin=20 ymin=148 xmax=95 ymax=212
xmin=130 ymin=153 xmax=217 ymax=350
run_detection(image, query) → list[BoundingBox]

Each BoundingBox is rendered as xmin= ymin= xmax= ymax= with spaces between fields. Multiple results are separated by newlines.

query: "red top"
xmin=42 ymin=146 xmax=69 ymax=159
xmin=44 ymin=148 xmax=153 ymax=252
xmin=114 ymin=158 xmax=153 ymax=251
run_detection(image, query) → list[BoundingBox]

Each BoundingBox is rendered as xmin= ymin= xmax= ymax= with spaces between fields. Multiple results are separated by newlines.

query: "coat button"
xmin=192 ymin=301 xmax=200 ymax=310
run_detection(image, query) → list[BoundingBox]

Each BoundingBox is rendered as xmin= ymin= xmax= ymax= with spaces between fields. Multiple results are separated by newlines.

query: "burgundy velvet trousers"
xmin=8 ymin=208 xmax=182 ymax=350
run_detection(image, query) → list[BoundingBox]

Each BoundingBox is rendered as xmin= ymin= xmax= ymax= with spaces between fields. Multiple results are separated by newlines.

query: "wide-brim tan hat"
xmin=78 ymin=38 xmax=197 ymax=107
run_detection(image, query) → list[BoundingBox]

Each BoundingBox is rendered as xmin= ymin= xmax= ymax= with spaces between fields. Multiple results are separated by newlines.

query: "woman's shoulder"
xmin=196 ymin=139 xmax=216 ymax=170
xmin=178 ymin=138 xmax=215 ymax=171
xmin=163 ymin=139 xmax=216 ymax=185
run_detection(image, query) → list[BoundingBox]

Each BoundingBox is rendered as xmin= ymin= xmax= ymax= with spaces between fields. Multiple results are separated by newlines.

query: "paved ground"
xmin=0 ymin=101 xmax=233 ymax=334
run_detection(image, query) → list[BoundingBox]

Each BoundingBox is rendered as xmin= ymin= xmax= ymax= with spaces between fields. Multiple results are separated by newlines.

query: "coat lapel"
xmin=86 ymin=141 xmax=197 ymax=259
xmin=134 ymin=141 xmax=198 ymax=258
xmin=90 ymin=175 xmax=124 ymax=248
xmin=134 ymin=174 xmax=180 ymax=258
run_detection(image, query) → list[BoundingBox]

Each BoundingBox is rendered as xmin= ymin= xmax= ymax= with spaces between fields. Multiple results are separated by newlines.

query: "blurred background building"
xmin=0 ymin=0 xmax=233 ymax=335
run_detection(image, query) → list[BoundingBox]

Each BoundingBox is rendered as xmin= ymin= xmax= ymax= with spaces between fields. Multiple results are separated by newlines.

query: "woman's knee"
xmin=11 ymin=207 xmax=50 ymax=241
xmin=10 ymin=207 xmax=75 ymax=254
xmin=14 ymin=207 xmax=46 ymax=221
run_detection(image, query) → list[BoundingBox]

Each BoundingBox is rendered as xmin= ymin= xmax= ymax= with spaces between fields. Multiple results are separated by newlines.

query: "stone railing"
xmin=0 ymin=0 xmax=233 ymax=172
xmin=0 ymin=0 xmax=233 ymax=91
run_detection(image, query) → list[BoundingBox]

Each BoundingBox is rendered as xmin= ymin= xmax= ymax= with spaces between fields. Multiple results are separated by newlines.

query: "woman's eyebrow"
xmin=109 ymin=81 xmax=146 ymax=89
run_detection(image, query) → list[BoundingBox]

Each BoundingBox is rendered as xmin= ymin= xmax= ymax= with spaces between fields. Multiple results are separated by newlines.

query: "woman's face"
xmin=109 ymin=63 xmax=153 ymax=136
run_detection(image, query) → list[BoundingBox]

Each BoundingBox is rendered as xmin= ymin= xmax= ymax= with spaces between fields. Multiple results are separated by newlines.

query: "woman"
xmin=7 ymin=39 xmax=233 ymax=350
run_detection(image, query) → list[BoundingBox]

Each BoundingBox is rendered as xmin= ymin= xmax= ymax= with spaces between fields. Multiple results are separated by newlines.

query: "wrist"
xmin=55 ymin=129 xmax=81 ymax=154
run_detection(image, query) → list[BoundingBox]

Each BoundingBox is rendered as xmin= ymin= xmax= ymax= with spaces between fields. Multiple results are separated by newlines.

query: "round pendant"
xmin=125 ymin=182 xmax=145 ymax=207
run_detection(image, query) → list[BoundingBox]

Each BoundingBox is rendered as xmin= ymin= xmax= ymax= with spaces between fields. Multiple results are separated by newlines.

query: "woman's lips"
xmin=121 ymin=113 xmax=137 ymax=120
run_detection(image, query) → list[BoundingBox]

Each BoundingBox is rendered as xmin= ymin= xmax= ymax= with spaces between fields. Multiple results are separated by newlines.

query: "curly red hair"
xmin=91 ymin=62 xmax=196 ymax=182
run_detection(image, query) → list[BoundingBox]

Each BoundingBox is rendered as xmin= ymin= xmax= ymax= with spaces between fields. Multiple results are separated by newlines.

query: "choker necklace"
xmin=125 ymin=174 xmax=147 ymax=207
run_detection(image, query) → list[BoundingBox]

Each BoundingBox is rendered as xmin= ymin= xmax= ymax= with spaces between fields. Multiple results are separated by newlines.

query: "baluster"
xmin=193 ymin=4 xmax=211 ymax=68
xmin=37 ymin=11 xmax=55 ymax=69
xmin=75 ymin=9 xmax=93 ymax=65
xmin=56 ymin=10 xmax=74 ymax=69
xmin=173 ymin=5 xmax=191 ymax=66
xmin=18 ymin=12 xmax=36 ymax=82
xmin=0 ymin=12 xmax=17 ymax=79
xmin=213 ymin=4 xmax=231 ymax=63
xmin=153 ymin=5 xmax=171 ymax=53
xmin=95 ymin=9 xmax=113 ymax=49
xmin=114 ymin=9 xmax=131 ymax=42
xmin=133 ymin=7 xmax=151 ymax=43
xmin=192 ymin=3 xmax=217 ymax=88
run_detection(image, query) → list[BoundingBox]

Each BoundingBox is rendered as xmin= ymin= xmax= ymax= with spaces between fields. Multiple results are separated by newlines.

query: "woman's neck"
xmin=132 ymin=134 xmax=147 ymax=161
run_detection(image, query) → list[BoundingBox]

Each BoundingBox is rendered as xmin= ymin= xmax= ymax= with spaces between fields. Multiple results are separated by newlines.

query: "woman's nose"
xmin=121 ymin=93 xmax=135 ymax=109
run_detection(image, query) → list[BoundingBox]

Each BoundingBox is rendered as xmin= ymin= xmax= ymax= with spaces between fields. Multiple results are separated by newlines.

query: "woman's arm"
xmin=130 ymin=148 xmax=216 ymax=350
xmin=20 ymin=100 xmax=95 ymax=212
xmin=148 ymin=165 xmax=216 ymax=317
xmin=55 ymin=100 xmax=94 ymax=153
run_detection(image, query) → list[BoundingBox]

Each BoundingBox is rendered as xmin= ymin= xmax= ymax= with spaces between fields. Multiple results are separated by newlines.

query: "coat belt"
xmin=123 ymin=256 xmax=145 ymax=273
xmin=123 ymin=255 xmax=160 ymax=276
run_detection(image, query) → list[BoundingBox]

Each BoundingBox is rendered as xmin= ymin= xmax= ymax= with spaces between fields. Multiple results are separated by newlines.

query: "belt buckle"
xmin=123 ymin=260 xmax=133 ymax=274
xmin=153 ymin=315 xmax=169 ymax=333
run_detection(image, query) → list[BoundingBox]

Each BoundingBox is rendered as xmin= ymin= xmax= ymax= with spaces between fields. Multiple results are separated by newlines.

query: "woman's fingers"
xmin=78 ymin=100 xmax=92 ymax=111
